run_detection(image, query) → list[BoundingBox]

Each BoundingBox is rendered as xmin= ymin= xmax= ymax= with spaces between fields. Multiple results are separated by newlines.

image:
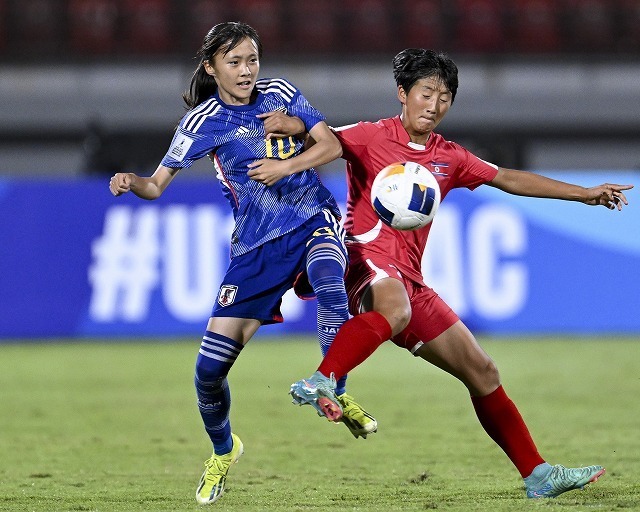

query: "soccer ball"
xmin=370 ymin=161 xmax=441 ymax=231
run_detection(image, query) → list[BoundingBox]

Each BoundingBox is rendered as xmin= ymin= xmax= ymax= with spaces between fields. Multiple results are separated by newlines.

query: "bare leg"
xmin=414 ymin=321 xmax=544 ymax=477
xmin=413 ymin=320 xmax=499 ymax=396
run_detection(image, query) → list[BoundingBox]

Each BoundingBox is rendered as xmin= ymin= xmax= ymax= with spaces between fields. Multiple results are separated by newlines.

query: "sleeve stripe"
xmin=256 ymin=78 xmax=297 ymax=102
xmin=184 ymin=98 xmax=221 ymax=133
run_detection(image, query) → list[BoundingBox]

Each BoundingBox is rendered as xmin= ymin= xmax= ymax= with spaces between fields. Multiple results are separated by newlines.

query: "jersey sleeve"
xmin=160 ymin=125 xmax=217 ymax=169
xmin=270 ymin=78 xmax=326 ymax=133
xmin=453 ymin=142 xmax=499 ymax=190
xmin=333 ymin=122 xmax=376 ymax=162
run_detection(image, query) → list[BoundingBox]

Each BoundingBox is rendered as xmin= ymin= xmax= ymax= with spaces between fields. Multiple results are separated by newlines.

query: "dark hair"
xmin=392 ymin=49 xmax=458 ymax=103
xmin=183 ymin=22 xmax=263 ymax=109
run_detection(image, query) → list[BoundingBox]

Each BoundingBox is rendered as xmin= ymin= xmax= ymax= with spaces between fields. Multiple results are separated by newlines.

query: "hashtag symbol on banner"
xmin=88 ymin=205 xmax=160 ymax=322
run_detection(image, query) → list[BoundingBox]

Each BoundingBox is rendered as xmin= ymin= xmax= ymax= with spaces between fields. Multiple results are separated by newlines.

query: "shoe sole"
xmin=290 ymin=384 xmax=343 ymax=421
xmin=318 ymin=397 xmax=343 ymax=421
xmin=584 ymin=468 xmax=605 ymax=487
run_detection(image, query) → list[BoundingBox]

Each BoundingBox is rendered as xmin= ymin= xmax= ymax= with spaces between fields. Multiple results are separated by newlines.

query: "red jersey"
xmin=334 ymin=116 xmax=499 ymax=286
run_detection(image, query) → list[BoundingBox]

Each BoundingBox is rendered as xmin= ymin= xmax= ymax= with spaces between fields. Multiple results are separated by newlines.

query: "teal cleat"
xmin=289 ymin=371 xmax=343 ymax=421
xmin=525 ymin=463 xmax=605 ymax=498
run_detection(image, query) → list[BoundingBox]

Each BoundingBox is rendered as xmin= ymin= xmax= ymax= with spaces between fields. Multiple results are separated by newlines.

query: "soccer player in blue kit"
xmin=109 ymin=22 xmax=376 ymax=505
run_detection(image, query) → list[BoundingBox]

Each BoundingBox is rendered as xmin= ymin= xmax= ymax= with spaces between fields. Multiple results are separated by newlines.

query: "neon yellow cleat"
xmin=337 ymin=393 xmax=378 ymax=439
xmin=195 ymin=433 xmax=244 ymax=505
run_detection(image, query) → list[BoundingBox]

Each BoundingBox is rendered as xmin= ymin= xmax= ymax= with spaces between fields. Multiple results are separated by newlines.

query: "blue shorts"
xmin=211 ymin=210 xmax=347 ymax=324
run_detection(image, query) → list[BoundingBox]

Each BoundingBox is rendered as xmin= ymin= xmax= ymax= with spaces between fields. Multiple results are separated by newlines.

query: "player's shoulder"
xmin=334 ymin=117 xmax=393 ymax=138
xmin=256 ymin=77 xmax=298 ymax=100
xmin=430 ymin=133 xmax=495 ymax=174
xmin=431 ymin=132 xmax=467 ymax=153
xmin=181 ymin=96 xmax=223 ymax=133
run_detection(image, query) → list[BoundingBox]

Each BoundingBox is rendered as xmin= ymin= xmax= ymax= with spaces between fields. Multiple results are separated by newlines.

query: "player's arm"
xmin=109 ymin=165 xmax=180 ymax=199
xmin=488 ymin=167 xmax=633 ymax=210
xmin=247 ymin=121 xmax=342 ymax=186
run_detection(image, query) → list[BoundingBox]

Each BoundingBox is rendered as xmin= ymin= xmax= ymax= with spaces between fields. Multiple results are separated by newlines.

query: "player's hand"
xmin=583 ymin=183 xmax=633 ymax=210
xmin=247 ymin=158 xmax=292 ymax=186
xmin=109 ymin=172 xmax=133 ymax=196
xmin=257 ymin=111 xmax=305 ymax=140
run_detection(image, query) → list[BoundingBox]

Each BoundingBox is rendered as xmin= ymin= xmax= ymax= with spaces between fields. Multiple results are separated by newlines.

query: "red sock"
xmin=471 ymin=385 xmax=545 ymax=478
xmin=318 ymin=311 xmax=392 ymax=380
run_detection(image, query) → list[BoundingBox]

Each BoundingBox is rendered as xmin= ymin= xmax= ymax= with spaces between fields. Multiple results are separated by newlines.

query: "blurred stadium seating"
xmin=0 ymin=0 xmax=639 ymax=175
xmin=1 ymin=0 xmax=638 ymax=60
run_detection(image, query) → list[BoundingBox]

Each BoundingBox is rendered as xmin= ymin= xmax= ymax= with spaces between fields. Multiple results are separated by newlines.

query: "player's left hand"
xmin=257 ymin=111 xmax=305 ymax=140
xmin=247 ymin=158 xmax=292 ymax=186
xmin=584 ymin=183 xmax=633 ymax=210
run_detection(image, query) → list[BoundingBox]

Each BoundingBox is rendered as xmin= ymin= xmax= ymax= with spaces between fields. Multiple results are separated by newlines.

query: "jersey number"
xmin=265 ymin=136 xmax=296 ymax=159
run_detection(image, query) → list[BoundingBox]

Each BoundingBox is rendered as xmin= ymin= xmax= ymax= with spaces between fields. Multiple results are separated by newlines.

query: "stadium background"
xmin=1 ymin=0 xmax=638 ymax=339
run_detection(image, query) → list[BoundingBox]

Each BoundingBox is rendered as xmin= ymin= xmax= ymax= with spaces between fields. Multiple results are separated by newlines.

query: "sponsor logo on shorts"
xmin=217 ymin=284 xmax=238 ymax=307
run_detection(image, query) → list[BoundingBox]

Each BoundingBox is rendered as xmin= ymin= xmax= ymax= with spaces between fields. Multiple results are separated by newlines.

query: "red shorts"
xmin=345 ymin=254 xmax=459 ymax=353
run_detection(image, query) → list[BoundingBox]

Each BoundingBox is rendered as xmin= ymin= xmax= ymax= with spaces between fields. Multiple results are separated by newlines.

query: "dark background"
xmin=1 ymin=0 xmax=639 ymax=176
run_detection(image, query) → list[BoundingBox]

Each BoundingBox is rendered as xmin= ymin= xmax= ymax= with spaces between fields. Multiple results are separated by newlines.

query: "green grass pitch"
xmin=1 ymin=336 xmax=639 ymax=511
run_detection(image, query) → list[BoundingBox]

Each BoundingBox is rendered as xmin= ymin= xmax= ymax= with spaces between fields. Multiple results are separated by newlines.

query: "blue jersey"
xmin=161 ymin=78 xmax=341 ymax=257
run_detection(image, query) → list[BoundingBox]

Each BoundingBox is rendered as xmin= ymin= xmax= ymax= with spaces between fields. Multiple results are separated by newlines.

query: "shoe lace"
xmin=204 ymin=455 xmax=226 ymax=475
xmin=337 ymin=393 xmax=352 ymax=407
xmin=307 ymin=372 xmax=337 ymax=392
xmin=337 ymin=394 xmax=362 ymax=417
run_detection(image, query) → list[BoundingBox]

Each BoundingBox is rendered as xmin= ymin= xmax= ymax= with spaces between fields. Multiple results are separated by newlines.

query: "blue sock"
xmin=306 ymin=245 xmax=349 ymax=395
xmin=195 ymin=331 xmax=243 ymax=455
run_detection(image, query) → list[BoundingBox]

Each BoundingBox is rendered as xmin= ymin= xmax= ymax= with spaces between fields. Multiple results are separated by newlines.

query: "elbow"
xmin=148 ymin=186 xmax=166 ymax=200
xmin=330 ymin=139 xmax=343 ymax=160
xmin=131 ymin=183 xmax=163 ymax=201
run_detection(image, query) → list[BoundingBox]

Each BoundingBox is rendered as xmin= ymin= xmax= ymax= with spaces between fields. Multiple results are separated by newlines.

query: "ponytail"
xmin=183 ymin=62 xmax=217 ymax=109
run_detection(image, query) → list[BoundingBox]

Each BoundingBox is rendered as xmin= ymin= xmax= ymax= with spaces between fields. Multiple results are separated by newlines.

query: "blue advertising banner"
xmin=0 ymin=171 xmax=638 ymax=339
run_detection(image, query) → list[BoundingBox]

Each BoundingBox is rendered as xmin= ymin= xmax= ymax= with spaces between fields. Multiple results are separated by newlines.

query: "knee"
xmin=195 ymin=352 xmax=228 ymax=384
xmin=483 ymin=358 xmax=501 ymax=387
xmin=384 ymin=304 xmax=412 ymax=335
xmin=470 ymin=358 xmax=501 ymax=395
xmin=307 ymin=246 xmax=346 ymax=282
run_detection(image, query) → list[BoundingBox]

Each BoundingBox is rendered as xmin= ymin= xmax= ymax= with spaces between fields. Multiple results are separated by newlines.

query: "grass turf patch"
xmin=0 ymin=337 xmax=638 ymax=511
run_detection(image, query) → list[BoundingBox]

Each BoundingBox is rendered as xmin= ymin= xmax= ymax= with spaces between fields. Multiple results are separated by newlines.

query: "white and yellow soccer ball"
xmin=370 ymin=161 xmax=441 ymax=231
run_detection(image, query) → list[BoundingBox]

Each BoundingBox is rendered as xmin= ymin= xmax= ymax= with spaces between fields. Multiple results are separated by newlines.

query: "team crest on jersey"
xmin=217 ymin=285 xmax=238 ymax=307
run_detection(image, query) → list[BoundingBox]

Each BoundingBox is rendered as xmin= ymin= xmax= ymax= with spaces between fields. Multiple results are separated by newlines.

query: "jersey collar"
xmin=214 ymin=88 xmax=264 ymax=112
xmin=393 ymin=115 xmax=434 ymax=150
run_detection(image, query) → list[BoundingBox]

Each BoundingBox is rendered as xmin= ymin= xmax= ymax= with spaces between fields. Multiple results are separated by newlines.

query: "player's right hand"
xmin=257 ymin=111 xmax=305 ymax=140
xmin=109 ymin=172 xmax=132 ymax=196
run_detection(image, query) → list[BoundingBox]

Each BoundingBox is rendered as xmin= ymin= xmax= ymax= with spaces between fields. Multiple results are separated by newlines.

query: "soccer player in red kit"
xmin=285 ymin=48 xmax=633 ymax=498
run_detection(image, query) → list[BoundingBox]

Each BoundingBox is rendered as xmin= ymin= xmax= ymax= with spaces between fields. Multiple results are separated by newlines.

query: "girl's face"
xmin=204 ymin=37 xmax=260 ymax=105
xmin=398 ymin=76 xmax=452 ymax=144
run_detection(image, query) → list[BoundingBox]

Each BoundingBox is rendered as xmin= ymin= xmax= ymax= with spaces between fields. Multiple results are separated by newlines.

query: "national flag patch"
xmin=429 ymin=161 xmax=450 ymax=175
